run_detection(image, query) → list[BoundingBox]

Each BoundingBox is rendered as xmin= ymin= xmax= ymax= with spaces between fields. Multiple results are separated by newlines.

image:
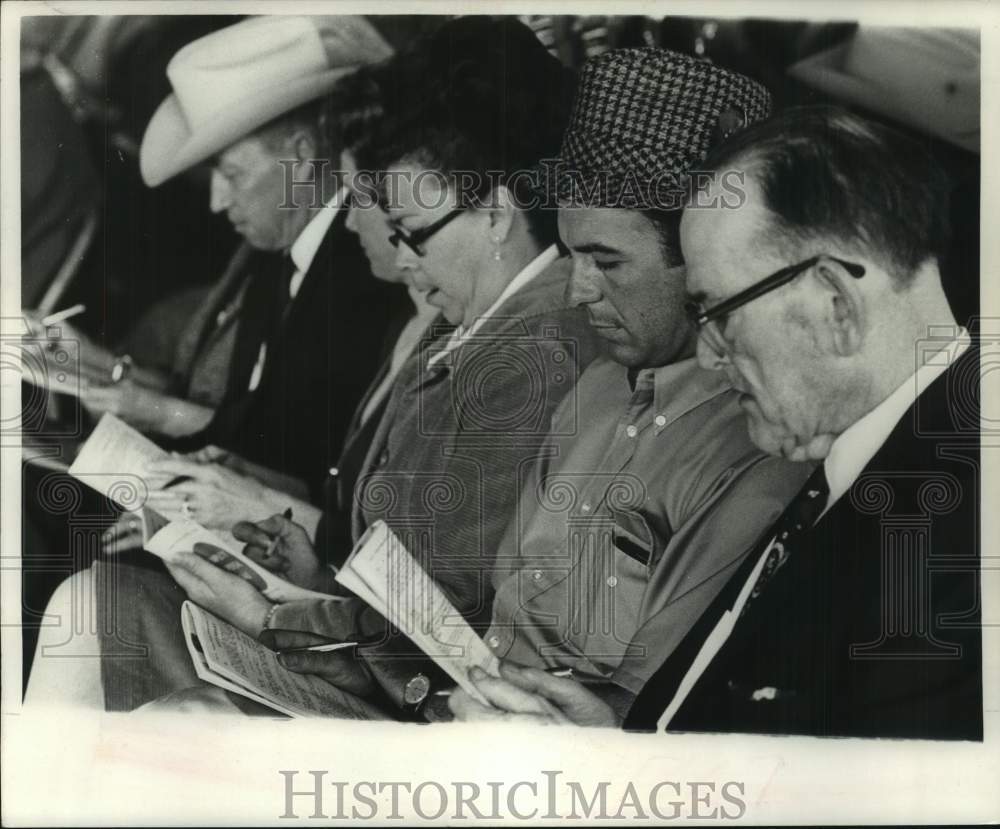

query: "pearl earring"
xmin=492 ymin=236 xmax=502 ymax=262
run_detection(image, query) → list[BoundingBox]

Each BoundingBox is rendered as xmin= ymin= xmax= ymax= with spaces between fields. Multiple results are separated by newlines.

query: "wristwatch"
xmin=402 ymin=673 xmax=432 ymax=714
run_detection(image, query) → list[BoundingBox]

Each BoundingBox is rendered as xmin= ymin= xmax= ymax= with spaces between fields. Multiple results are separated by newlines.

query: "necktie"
xmin=274 ymin=253 xmax=297 ymax=328
xmin=247 ymin=254 xmax=297 ymax=392
xmin=624 ymin=462 xmax=830 ymax=731
xmin=740 ymin=463 xmax=830 ymax=617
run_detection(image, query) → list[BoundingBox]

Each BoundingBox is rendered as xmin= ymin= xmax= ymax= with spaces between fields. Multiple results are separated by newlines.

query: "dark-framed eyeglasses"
xmin=684 ymin=255 xmax=866 ymax=356
xmin=388 ymin=208 xmax=466 ymax=257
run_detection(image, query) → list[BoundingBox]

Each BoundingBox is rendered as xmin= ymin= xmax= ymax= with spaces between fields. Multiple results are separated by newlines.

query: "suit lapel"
xmin=625 ymin=344 xmax=981 ymax=732
xmin=175 ymin=242 xmax=255 ymax=380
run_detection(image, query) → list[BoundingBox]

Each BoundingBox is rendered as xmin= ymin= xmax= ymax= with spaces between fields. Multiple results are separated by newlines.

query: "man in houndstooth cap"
xmin=445 ymin=47 xmax=812 ymax=725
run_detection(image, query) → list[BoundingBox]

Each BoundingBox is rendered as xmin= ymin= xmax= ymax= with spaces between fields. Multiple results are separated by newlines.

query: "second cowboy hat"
xmin=140 ymin=15 xmax=392 ymax=187
xmin=788 ymin=27 xmax=979 ymax=154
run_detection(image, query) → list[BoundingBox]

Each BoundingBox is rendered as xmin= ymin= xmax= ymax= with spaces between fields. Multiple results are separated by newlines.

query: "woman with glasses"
xmin=218 ymin=18 xmax=605 ymax=711
xmin=180 ymin=17 xmax=601 ymax=715
xmin=26 ymin=18 xmax=601 ymax=715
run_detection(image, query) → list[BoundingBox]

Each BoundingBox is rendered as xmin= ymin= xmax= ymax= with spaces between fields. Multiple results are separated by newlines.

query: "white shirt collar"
xmin=426 ymin=244 xmax=560 ymax=367
xmin=287 ymin=187 xmax=345 ymax=298
xmin=823 ymin=327 xmax=970 ymax=511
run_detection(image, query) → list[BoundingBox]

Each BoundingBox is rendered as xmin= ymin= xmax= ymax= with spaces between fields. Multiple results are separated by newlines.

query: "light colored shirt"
xmin=657 ymin=326 xmax=971 ymax=729
xmin=426 ymin=245 xmax=560 ymax=368
xmin=248 ymin=189 xmax=345 ymax=391
xmin=484 ymin=356 xmax=813 ymax=694
xmin=288 ymin=187 xmax=344 ymax=298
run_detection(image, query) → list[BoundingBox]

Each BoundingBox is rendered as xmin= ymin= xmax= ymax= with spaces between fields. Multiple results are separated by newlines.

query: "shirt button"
xmin=606 ymin=576 xmax=618 ymax=588
xmin=328 ymin=466 xmax=339 ymax=477
xmin=654 ymin=415 xmax=666 ymax=427
xmin=532 ymin=570 xmax=543 ymax=581
xmin=488 ymin=636 xmax=500 ymax=648
xmin=625 ymin=425 xmax=638 ymax=438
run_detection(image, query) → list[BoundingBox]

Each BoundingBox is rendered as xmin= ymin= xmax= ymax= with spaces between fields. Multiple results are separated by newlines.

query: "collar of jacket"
xmin=406 ymin=255 xmax=576 ymax=391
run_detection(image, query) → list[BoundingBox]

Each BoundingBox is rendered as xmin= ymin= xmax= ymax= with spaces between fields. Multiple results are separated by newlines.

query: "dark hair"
xmin=320 ymin=66 xmax=387 ymax=160
xmin=702 ymin=106 xmax=952 ymax=284
xmin=255 ymin=96 xmax=335 ymax=164
xmin=356 ymin=17 xmax=576 ymax=247
xmin=642 ymin=208 xmax=684 ymax=267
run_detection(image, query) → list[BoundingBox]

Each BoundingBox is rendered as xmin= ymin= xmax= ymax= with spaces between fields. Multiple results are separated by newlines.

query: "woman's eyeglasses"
xmin=684 ymin=254 xmax=866 ymax=356
xmin=388 ymin=208 xmax=466 ymax=257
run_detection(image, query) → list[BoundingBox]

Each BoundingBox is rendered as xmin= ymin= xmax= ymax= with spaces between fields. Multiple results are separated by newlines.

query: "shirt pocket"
xmin=610 ymin=508 xmax=666 ymax=573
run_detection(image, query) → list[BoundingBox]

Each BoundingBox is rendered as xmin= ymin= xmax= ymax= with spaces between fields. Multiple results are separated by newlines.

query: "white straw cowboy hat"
xmin=140 ymin=15 xmax=393 ymax=186
xmin=789 ymin=27 xmax=979 ymax=153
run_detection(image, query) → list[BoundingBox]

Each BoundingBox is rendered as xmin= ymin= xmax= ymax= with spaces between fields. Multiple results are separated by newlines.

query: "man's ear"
xmin=812 ymin=259 xmax=865 ymax=357
xmin=486 ymin=185 xmax=517 ymax=244
xmin=291 ymin=129 xmax=319 ymax=163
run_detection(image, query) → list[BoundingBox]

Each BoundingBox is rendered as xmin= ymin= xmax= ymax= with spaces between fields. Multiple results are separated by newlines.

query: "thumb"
xmin=255 ymin=513 xmax=295 ymax=538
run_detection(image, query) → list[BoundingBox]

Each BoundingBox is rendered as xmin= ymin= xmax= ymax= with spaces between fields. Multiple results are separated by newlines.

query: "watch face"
xmin=403 ymin=674 xmax=431 ymax=705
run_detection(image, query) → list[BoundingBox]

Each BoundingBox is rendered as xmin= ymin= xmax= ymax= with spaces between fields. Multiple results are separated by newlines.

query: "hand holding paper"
xmin=181 ymin=603 xmax=388 ymax=719
xmin=234 ymin=513 xmax=336 ymax=593
xmin=145 ymin=518 xmax=335 ymax=603
xmin=166 ymin=549 xmax=273 ymax=637
xmin=266 ymin=630 xmax=373 ymax=698
xmin=69 ymin=415 xmax=334 ymax=602
xmin=334 ymin=521 xmax=501 ymax=705
xmin=449 ymin=662 xmax=619 ymax=727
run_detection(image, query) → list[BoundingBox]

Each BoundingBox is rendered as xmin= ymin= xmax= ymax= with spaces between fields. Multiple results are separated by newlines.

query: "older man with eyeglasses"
xmin=452 ymin=106 xmax=983 ymax=742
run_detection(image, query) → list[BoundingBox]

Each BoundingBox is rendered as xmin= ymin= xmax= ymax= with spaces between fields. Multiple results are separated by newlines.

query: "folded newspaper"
xmin=335 ymin=520 xmax=501 ymax=704
xmin=68 ymin=413 xmax=330 ymax=602
xmin=181 ymin=602 xmax=389 ymax=719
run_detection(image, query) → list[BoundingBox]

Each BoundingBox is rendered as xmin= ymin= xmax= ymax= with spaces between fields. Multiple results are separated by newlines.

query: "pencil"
xmin=277 ymin=640 xmax=358 ymax=656
xmin=545 ymin=667 xmax=609 ymax=685
xmin=41 ymin=304 xmax=86 ymax=327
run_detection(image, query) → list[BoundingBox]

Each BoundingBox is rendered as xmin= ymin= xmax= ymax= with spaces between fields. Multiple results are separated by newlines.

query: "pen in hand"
xmin=545 ymin=667 xmax=609 ymax=686
xmin=277 ymin=640 xmax=358 ymax=656
xmin=261 ymin=508 xmax=293 ymax=562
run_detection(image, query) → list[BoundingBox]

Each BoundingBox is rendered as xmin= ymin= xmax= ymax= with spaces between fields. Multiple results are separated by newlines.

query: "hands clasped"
xmin=449 ymin=662 xmax=620 ymax=728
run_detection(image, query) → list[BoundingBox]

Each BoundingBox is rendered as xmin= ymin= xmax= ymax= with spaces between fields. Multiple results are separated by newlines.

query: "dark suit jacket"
xmin=174 ymin=209 xmax=409 ymax=496
xmin=313 ymin=304 xmax=431 ymax=564
xmin=626 ymin=345 xmax=982 ymax=741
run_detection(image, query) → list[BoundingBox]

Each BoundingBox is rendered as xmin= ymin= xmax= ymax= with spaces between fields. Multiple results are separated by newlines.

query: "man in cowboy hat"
xmin=22 ymin=15 xmax=412 ymax=711
xmin=80 ymin=15 xmax=409 ymax=495
xmin=244 ymin=48 xmax=812 ymax=720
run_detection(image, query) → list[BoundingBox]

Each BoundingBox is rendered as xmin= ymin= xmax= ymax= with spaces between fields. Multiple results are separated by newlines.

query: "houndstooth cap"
xmin=540 ymin=47 xmax=772 ymax=210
